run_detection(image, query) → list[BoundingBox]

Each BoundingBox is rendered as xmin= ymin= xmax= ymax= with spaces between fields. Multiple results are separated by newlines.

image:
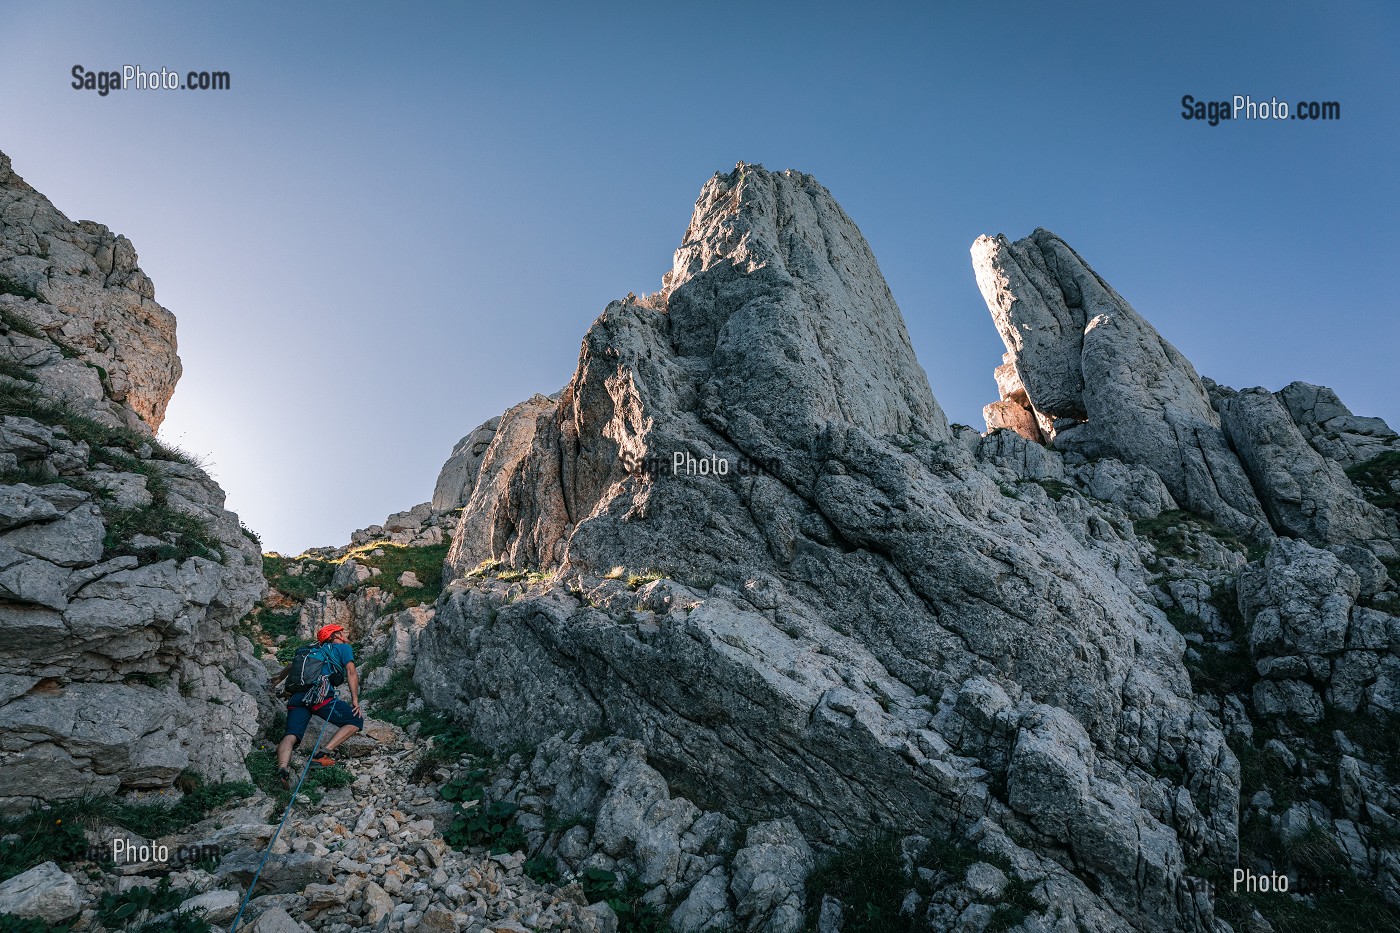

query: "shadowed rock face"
xmin=420 ymin=166 xmax=1239 ymax=932
xmin=0 ymin=152 xmax=181 ymax=432
xmin=431 ymin=416 xmax=501 ymax=512
xmin=971 ymin=228 xmax=1272 ymax=541
xmin=0 ymin=150 xmax=265 ymax=810
xmin=1214 ymin=385 xmax=1392 ymax=546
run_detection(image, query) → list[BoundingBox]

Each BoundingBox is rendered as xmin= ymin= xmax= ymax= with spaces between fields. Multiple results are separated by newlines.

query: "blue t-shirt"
xmin=324 ymin=642 xmax=354 ymax=671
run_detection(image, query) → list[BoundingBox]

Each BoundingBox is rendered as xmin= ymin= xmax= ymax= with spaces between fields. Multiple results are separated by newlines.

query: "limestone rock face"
xmin=0 ymin=150 xmax=181 ymax=431
xmin=1214 ymin=384 xmax=1392 ymax=546
xmin=431 ymin=416 xmax=501 ymax=512
xmin=971 ymin=228 xmax=1271 ymax=540
xmin=419 ymin=166 xmax=1240 ymax=932
xmin=0 ymin=151 xmax=265 ymax=811
xmin=1278 ymin=380 xmax=1400 ymax=468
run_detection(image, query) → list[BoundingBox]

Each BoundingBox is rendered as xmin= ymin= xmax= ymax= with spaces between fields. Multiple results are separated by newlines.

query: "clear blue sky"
xmin=3 ymin=2 xmax=1396 ymax=554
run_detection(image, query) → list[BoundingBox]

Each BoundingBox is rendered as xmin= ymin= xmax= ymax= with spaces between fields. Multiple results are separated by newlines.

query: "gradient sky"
xmin=3 ymin=2 xmax=1396 ymax=554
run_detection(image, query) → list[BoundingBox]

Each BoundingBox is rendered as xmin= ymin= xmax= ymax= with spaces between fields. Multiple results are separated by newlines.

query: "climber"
xmin=269 ymin=623 xmax=363 ymax=789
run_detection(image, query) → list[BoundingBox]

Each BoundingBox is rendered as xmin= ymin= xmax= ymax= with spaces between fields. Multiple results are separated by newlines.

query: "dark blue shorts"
xmin=284 ymin=693 xmax=363 ymax=746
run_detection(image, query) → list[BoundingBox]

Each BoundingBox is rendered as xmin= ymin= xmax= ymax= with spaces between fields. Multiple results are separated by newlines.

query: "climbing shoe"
xmin=309 ymin=754 xmax=338 ymax=768
xmin=277 ymin=767 xmax=293 ymax=790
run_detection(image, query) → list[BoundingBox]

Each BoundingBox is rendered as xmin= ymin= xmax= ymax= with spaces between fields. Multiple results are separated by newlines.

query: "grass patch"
xmin=467 ymin=558 xmax=502 ymax=578
xmin=0 ymin=380 xmax=223 ymax=566
xmin=0 ymin=802 xmax=90 ymax=883
xmin=1345 ymin=451 xmax=1400 ymax=512
xmin=1134 ymin=510 xmax=1266 ymax=568
xmin=262 ymin=554 xmax=336 ymax=601
xmin=1231 ymin=732 xmax=1295 ymax=803
xmin=102 ymin=501 xmax=223 ymax=564
xmin=1296 ymin=708 xmax=1400 ymax=783
xmin=325 ymin=541 xmax=450 ymax=612
xmin=627 ymin=569 xmax=664 ymax=590
xmin=364 ymin=667 xmax=416 ymax=724
xmin=0 ymin=773 xmax=252 ymax=883
xmin=245 ymin=747 xmax=352 ymax=809
xmin=0 ymin=916 xmax=66 ymax=933
xmin=97 ymin=771 xmax=255 ymax=839
xmin=805 ymin=834 xmax=1029 ymax=932
xmin=0 ymin=276 xmax=41 ymax=302
xmin=0 ymin=380 xmax=185 ymax=463
xmin=0 ymin=305 xmax=44 ymax=336
xmin=1164 ymin=606 xmax=1205 ymax=634
xmin=988 ymin=876 xmax=1040 ymax=932
xmin=804 ymin=837 xmax=913 ymax=932
xmin=1215 ymin=867 xmax=1400 ymax=932
xmin=1035 ymin=479 xmax=1074 ymax=501
xmin=1186 ymin=642 xmax=1253 ymax=696
xmin=256 ymin=608 xmax=300 ymax=640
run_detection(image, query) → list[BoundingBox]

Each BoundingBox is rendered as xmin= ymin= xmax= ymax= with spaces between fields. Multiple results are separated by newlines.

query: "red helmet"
xmin=316 ymin=623 xmax=345 ymax=643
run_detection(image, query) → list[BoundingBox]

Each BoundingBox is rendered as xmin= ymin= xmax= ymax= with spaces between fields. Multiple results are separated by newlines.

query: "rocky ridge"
xmin=0 ymin=149 xmax=266 ymax=810
xmin=407 ymin=166 xmax=1400 ymax=932
xmin=3 ymin=157 xmax=1399 ymax=933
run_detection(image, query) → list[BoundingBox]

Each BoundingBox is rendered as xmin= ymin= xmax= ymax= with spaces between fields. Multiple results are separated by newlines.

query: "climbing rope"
xmin=228 ymin=708 xmax=336 ymax=933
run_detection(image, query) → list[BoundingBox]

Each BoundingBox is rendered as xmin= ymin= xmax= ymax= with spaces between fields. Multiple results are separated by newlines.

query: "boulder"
xmin=971 ymin=228 xmax=1271 ymax=540
xmin=0 ymin=861 xmax=83 ymax=922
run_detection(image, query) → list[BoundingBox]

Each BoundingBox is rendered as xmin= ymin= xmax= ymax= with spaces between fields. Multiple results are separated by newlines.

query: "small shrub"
xmin=602 ymin=872 xmax=668 ymax=933
xmin=95 ymin=877 xmax=188 ymax=927
xmin=239 ymin=523 xmax=262 ymax=549
xmin=524 ymin=853 xmax=561 ymax=885
xmin=444 ymin=799 xmax=524 ymax=854
xmin=0 ymin=914 xmax=57 ymax=933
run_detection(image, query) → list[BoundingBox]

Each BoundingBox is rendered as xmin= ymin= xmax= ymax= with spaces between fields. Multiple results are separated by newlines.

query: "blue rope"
xmin=228 ymin=707 xmax=336 ymax=933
